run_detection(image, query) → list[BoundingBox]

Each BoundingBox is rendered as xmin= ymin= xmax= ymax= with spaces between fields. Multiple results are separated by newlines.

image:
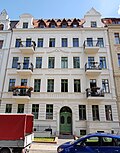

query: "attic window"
xmin=73 ymin=23 xmax=78 ymax=28
xmin=62 ymin=23 xmax=67 ymax=28
xmin=50 ymin=24 xmax=56 ymax=28
xmin=91 ymin=21 xmax=97 ymax=27
xmin=0 ymin=24 xmax=4 ymax=30
xmin=23 ymin=22 xmax=28 ymax=28
xmin=39 ymin=24 xmax=45 ymax=28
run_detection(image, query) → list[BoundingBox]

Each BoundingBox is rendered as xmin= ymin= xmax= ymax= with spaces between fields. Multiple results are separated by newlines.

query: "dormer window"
xmin=0 ymin=24 xmax=4 ymax=30
xmin=91 ymin=21 xmax=97 ymax=27
xmin=51 ymin=24 xmax=56 ymax=28
xmin=62 ymin=23 xmax=67 ymax=28
xmin=23 ymin=22 xmax=28 ymax=28
xmin=73 ymin=23 xmax=78 ymax=28
xmin=39 ymin=24 xmax=45 ymax=28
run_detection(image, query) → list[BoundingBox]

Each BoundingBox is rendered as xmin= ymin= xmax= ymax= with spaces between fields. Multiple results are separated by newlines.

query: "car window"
xmin=80 ymin=137 xmax=99 ymax=146
xmin=101 ymin=137 xmax=115 ymax=146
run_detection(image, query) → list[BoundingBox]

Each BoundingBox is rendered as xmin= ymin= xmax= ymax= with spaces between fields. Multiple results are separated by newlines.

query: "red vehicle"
xmin=0 ymin=114 xmax=34 ymax=153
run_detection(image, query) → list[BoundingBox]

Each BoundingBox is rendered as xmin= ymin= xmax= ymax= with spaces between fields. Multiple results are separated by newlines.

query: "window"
xmin=8 ymin=79 xmax=15 ymax=92
xmin=26 ymin=38 xmax=31 ymax=47
xmin=61 ymin=57 xmax=68 ymax=68
xmin=62 ymin=38 xmax=68 ymax=47
xmin=32 ymin=104 xmax=39 ymax=119
xmin=87 ymin=38 xmax=93 ymax=47
xmin=62 ymin=23 xmax=67 ymax=28
xmin=118 ymin=54 xmax=120 ymax=67
xmin=20 ymin=79 xmax=27 ymax=95
xmin=46 ymin=104 xmax=53 ymax=119
xmin=102 ymin=79 xmax=109 ymax=93
xmin=61 ymin=79 xmax=68 ymax=92
xmin=88 ymin=57 xmax=94 ymax=68
xmin=23 ymin=22 xmax=28 ymax=28
xmin=79 ymin=105 xmax=86 ymax=120
xmin=48 ymin=57 xmax=55 ymax=68
xmin=92 ymin=105 xmax=99 ymax=120
xmin=15 ymin=39 xmax=21 ymax=47
xmin=37 ymin=38 xmax=43 ymax=47
xmin=21 ymin=79 xmax=27 ymax=86
xmin=49 ymin=38 xmax=55 ymax=47
xmin=0 ymin=24 xmax=4 ymax=30
xmin=47 ymin=79 xmax=54 ymax=92
xmin=99 ymin=57 xmax=107 ymax=69
xmin=84 ymin=137 xmax=99 ymax=146
xmin=105 ymin=105 xmax=112 ymax=121
xmin=0 ymin=40 xmax=3 ymax=49
xmin=36 ymin=57 xmax=42 ymax=68
xmin=80 ymin=130 xmax=86 ymax=136
xmin=17 ymin=104 xmax=24 ymax=113
xmin=39 ymin=24 xmax=45 ymax=28
xmin=34 ymin=79 xmax=41 ymax=92
xmin=74 ymin=79 xmax=81 ymax=92
xmin=5 ymin=104 xmax=12 ymax=113
xmin=50 ymin=24 xmax=56 ymax=28
xmin=91 ymin=21 xmax=97 ymax=27
xmin=73 ymin=57 xmax=80 ymax=68
xmin=23 ymin=57 xmax=30 ymax=69
xmin=97 ymin=38 xmax=104 ymax=47
xmin=73 ymin=38 xmax=79 ymax=47
xmin=12 ymin=57 xmax=19 ymax=68
xmin=114 ymin=33 xmax=120 ymax=44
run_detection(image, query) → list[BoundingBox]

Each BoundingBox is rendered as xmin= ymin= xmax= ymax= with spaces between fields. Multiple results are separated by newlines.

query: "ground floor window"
xmin=79 ymin=105 xmax=86 ymax=120
xmin=92 ymin=105 xmax=99 ymax=121
xmin=80 ymin=130 xmax=86 ymax=136
xmin=46 ymin=104 xmax=53 ymax=119
xmin=32 ymin=104 xmax=39 ymax=119
xmin=17 ymin=104 xmax=24 ymax=113
xmin=105 ymin=105 xmax=113 ymax=121
xmin=5 ymin=104 xmax=12 ymax=113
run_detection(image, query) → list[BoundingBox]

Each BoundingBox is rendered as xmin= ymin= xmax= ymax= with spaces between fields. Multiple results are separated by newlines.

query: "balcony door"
xmin=88 ymin=57 xmax=94 ymax=68
xmin=87 ymin=38 xmax=93 ymax=47
xmin=23 ymin=57 xmax=30 ymax=69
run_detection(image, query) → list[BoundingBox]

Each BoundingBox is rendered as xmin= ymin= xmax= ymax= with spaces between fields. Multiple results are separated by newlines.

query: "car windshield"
xmin=70 ymin=135 xmax=88 ymax=144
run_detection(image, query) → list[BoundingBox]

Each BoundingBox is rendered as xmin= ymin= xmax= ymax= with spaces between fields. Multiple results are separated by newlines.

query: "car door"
xmin=98 ymin=136 xmax=120 ymax=153
xmin=74 ymin=136 xmax=100 ymax=153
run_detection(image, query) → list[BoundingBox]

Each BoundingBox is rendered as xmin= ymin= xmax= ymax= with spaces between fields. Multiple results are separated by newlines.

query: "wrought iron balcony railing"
xmin=86 ymin=87 xmax=104 ymax=98
xmin=85 ymin=62 xmax=102 ymax=71
xmin=83 ymin=40 xmax=104 ymax=48
xmin=20 ymin=41 xmax=36 ymax=50
xmin=17 ymin=63 xmax=33 ymax=72
xmin=12 ymin=86 xmax=33 ymax=97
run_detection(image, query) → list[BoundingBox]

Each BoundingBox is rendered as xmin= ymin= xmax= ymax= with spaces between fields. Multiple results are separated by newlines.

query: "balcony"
xmin=16 ymin=63 xmax=33 ymax=75
xmin=12 ymin=86 xmax=33 ymax=100
xmin=86 ymin=87 xmax=104 ymax=101
xmin=83 ymin=40 xmax=100 ymax=54
xmin=19 ymin=41 xmax=36 ymax=54
xmin=85 ymin=62 xmax=102 ymax=76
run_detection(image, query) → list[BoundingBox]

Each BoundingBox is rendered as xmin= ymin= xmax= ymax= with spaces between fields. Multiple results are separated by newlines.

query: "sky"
xmin=0 ymin=0 xmax=120 ymax=20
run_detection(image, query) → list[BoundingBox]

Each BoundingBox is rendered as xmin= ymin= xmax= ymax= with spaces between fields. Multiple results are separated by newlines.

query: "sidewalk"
xmin=30 ymin=138 xmax=74 ymax=151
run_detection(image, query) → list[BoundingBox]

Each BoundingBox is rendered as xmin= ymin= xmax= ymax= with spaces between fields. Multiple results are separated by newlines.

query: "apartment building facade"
xmin=102 ymin=18 xmax=120 ymax=124
xmin=0 ymin=8 xmax=119 ymax=136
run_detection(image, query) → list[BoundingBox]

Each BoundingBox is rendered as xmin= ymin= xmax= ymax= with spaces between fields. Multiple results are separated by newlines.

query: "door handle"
xmin=114 ymin=150 xmax=119 ymax=152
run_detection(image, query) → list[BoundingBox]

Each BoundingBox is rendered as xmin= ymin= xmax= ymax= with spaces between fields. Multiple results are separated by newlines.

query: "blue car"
xmin=57 ymin=133 xmax=120 ymax=153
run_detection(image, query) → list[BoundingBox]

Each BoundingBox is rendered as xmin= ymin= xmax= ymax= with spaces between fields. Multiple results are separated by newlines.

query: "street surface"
xmin=30 ymin=139 xmax=74 ymax=153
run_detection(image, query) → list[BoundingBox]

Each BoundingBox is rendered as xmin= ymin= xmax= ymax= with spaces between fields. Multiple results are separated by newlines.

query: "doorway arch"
xmin=60 ymin=106 xmax=72 ymax=135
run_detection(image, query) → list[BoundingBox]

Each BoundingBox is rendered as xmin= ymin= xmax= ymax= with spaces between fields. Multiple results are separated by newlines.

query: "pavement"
xmin=30 ymin=138 xmax=74 ymax=153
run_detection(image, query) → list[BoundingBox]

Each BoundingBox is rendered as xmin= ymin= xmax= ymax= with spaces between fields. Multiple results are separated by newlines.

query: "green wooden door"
xmin=60 ymin=112 xmax=72 ymax=134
